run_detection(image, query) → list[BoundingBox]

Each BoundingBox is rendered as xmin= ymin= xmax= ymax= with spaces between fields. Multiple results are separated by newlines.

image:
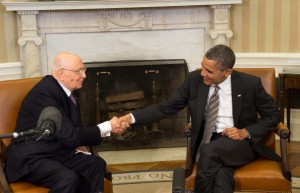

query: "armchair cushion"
xmin=10 ymin=182 xmax=49 ymax=193
xmin=234 ymin=159 xmax=291 ymax=192
xmin=185 ymin=158 xmax=291 ymax=192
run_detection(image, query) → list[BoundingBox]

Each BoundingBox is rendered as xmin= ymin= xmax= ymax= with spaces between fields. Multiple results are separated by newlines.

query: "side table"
xmin=279 ymin=73 xmax=300 ymax=141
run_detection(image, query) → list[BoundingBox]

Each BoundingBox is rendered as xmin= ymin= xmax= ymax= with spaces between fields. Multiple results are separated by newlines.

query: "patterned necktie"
xmin=196 ymin=85 xmax=220 ymax=161
xmin=70 ymin=93 xmax=77 ymax=107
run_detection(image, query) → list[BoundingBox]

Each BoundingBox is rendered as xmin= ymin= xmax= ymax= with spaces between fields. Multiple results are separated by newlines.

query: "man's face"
xmin=59 ymin=56 xmax=87 ymax=91
xmin=200 ymin=56 xmax=232 ymax=85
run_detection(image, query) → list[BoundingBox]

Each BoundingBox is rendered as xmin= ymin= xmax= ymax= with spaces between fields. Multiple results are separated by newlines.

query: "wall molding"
xmin=3 ymin=0 xmax=242 ymax=11
xmin=235 ymin=53 xmax=300 ymax=77
xmin=0 ymin=62 xmax=23 ymax=81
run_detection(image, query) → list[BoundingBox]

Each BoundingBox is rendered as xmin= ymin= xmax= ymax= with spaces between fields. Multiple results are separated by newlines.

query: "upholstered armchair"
xmin=0 ymin=78 xmax=113 ymax=193
xmin=184 ymin=68 xmax=292 ymax=192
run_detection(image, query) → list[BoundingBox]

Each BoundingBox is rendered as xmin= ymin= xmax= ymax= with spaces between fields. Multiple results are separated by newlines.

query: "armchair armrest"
xmin=184 ymin=123 xmax=193 ymax=177
xmin=275 ymin=122 xmax=291 ymax=180
xmin=0 ymin=141 xmax=13 ymax=193
xmin=275 ymin=122 xmax=290 ymax=138
xmin=0 ymin=164 xmax=13 ymax=193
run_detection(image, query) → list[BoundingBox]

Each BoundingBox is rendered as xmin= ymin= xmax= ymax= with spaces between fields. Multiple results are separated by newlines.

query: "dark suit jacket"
xmin=5 ymin=75 xmax=102 ymax=182
xmin=133 ymin=70 xmax=281 ymax=162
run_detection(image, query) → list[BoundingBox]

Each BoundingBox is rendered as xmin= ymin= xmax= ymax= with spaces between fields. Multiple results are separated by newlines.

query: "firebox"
xmin=78 ymin=59 xmax=189 ymax=151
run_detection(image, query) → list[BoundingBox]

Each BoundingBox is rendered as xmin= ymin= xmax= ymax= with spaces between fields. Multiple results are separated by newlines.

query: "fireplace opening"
xmin=78 ymin=59 xmax=189 ymax=151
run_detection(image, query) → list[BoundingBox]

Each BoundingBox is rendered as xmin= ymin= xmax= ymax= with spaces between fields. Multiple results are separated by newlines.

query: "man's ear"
xmin=53 ymin=69 xmax=63 ymax=80
xmin=57 ymin=69 xmax=63 ymax=76
xmin=224 ymin=69 xmax=233 ymax=77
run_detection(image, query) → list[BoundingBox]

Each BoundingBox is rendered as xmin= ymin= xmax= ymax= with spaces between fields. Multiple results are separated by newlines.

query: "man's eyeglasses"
xmin=61 ymin=67 xmax=87 ymax=75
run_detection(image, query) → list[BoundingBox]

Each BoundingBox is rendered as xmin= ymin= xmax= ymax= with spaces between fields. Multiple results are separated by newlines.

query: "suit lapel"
xmin=196 ymin=81 xmax=209 ymax=135
xmin=231 ymin=71 xmax=245 ymax=126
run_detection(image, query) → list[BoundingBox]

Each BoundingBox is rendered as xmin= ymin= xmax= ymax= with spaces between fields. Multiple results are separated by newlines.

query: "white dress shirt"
xmin=206 ymin=75 xmax=234 ymax=133
xmin=58 ymin=82 xmax=112 ymax=138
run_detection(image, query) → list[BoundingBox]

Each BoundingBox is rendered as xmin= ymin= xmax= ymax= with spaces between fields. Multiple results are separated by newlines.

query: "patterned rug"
xmin=112 ymin=170 xmax=300 ymax=193
xmin=112 ymin=170 xmax=172 ymax=193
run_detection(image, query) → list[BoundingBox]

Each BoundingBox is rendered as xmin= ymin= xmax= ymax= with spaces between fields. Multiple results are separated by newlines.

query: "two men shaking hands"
xmin=109 ymin=114 xmax=136 ymax=135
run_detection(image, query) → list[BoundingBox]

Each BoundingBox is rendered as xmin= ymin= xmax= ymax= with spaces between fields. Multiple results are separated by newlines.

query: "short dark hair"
xmin=205 ymin=44 xmax=236 ymax=71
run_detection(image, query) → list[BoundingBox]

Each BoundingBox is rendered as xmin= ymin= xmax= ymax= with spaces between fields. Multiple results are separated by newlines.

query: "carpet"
xmin=112 ymin=170 xmax=172 ymax=193
xmin=112 ymin=170 xmax=300 ymax=193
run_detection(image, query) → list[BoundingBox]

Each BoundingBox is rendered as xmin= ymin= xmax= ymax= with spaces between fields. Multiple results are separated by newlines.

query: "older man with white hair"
xmin=5 ymin=52 xmax=125 ymax=193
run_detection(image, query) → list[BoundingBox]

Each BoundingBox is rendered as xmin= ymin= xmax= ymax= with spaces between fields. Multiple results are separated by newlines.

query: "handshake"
xmin=108 ymin=114 xmax=133 ymax=135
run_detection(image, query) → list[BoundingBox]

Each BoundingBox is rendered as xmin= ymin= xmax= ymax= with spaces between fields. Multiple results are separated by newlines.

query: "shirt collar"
xmin=58 ymin=82 xmax=72 ymax=97
xmin=217 ymin=74 xmax=231 ymax=91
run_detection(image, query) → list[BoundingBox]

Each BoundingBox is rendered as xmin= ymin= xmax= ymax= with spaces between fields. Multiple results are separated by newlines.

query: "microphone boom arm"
xmin=0 ymin=129 xmax=37 ymax=139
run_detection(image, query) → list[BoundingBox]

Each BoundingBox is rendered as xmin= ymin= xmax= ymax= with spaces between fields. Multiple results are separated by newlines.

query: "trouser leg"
xmin=213 ymin=167 xmax=234 ymax=193
xmin=24 ymin=154 xmax=106 ymax=193
xmin=68 ymin=153 xmax=107 ymax=193
xmin=194 ymin=136 xmax=255 ymax=193
xmin=24 ymin=159 xmax=80 ymax=193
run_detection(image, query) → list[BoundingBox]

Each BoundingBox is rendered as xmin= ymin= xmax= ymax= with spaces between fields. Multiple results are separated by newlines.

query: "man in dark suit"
xmin=118 ymin=44 xmax=281 ymax=193
xmin=5 ymin=52 xmax=124 ymax=193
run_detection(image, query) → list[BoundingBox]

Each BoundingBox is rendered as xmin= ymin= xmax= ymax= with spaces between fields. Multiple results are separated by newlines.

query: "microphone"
xmin=172 ymin=167 xmax=186 ymax=193
xmin=35 ymin=106 xmax=62 ymax=141
xmin=0 ymin=129 xmax=37 ymax=139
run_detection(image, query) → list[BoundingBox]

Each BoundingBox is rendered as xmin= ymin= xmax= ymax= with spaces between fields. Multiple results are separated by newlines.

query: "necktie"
xmin=70 ymin=93 xmax=77 ymax=107
xmin=196 ymin=85 xmax=220 ymax=161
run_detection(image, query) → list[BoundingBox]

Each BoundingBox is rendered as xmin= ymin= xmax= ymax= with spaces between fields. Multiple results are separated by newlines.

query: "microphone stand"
xmin=0 ymin=130 xmax=36 ymax=139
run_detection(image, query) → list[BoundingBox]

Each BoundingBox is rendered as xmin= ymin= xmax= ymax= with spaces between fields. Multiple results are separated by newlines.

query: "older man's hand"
xmin=112 ymin=114 xmax=132 ymax=135
xmin=109 ymin=115 xmax=130 ymax=135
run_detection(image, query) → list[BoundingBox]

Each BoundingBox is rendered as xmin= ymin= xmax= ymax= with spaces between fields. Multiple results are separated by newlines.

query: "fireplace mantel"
xmin=4 ymin=0 xmax=242 ymax=11
xmin=3 ymin=0 xmax=242 ymax=78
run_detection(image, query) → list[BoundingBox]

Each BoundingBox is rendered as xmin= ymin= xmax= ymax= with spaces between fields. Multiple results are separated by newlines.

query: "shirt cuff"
xmin=130 ymin=113 xmax=136 ymax=124
xmin=245 ymin=128 xmax=251 ymax=139
xmin=97 ymin=121 xmax=112 ymax=137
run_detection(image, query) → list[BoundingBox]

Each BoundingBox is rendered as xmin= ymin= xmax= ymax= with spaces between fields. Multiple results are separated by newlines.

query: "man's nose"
xmin=201 ymin=70 xmax=207 ymax=77
xmin=81 ymin=71 xmax=87 ymax=78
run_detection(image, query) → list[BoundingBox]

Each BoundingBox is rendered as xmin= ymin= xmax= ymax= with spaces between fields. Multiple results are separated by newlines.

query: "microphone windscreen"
xmin=172 ymin=167 xmax=185 ymax=193
xmin=37 ymin=106 xmax=62 ymax=135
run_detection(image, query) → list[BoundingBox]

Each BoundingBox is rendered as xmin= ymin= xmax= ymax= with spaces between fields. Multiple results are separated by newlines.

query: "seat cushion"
xmin=234 ymin=158 xmax=291 ymax=192
xmin=10 ymin=178 xmax=113 ymax=193
xmin=185 ymin=158 xmax=291 ymax=192
xmin=10 ymin=182 xmax=49 ymax=193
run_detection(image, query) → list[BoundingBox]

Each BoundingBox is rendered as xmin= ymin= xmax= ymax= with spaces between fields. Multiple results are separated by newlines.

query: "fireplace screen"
xmin=78 ymin=59 xmax=189 ymax=151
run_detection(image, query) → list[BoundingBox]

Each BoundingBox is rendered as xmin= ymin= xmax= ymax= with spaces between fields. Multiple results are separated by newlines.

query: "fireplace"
xmin=78 ymin=59 xmax=189 ymax=150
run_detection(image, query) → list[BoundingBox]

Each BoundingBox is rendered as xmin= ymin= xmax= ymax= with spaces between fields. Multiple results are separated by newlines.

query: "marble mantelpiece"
xmin=3 ymin=0 xmax=242 ymax=77
xmin=4 ymin=0 xmax=242 ymax=11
